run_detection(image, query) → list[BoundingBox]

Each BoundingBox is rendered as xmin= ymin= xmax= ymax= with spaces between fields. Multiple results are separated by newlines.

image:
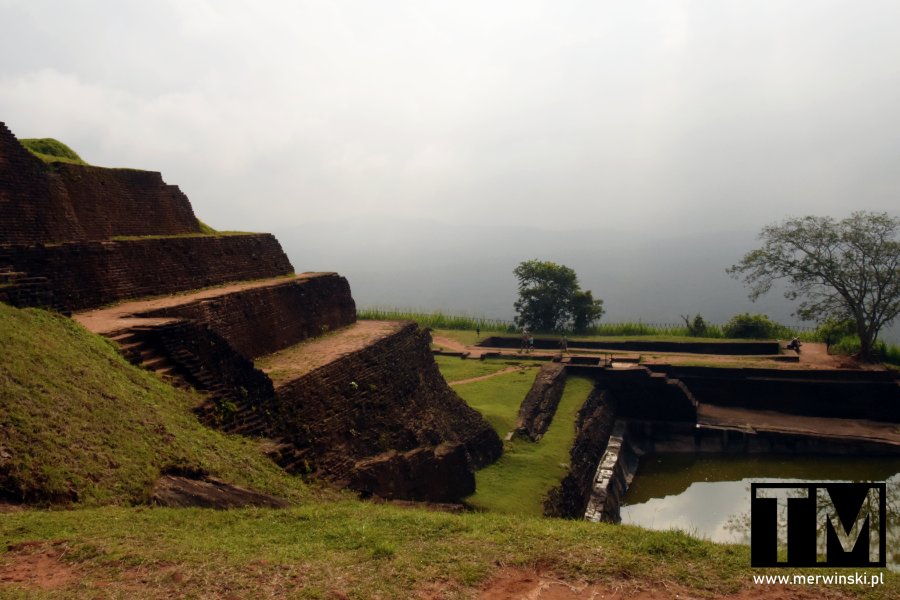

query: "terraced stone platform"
xmin=3 ymin=119 xmax=502 ymax=503
xmin=257 ymin=320 xmax=403 ymax=384
xmin=697 ymin=403 xmax=900 ymax=448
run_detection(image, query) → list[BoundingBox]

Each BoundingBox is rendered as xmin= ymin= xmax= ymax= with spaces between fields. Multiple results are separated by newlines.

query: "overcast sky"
xmin=2 ymin=0 xmax=899 ymax=232
xmin=2 ymin=1 xmax=899 ymax=329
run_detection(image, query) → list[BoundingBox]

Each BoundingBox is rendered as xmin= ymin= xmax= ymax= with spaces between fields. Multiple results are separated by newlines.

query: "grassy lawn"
xmin=434 ymin=355 xmax=542 ymax=384
xmin=0 ymin=502 xmax=761 ymax=599
xmin=432 ymin=328 xmax=509 ymax=346
xmin=3 ymin=500 xmax=894 ymax=599
xmin=450 ymin=367 xmax=538 ymax=435
xmin=466 ymin=377 xmax=595 ymax=516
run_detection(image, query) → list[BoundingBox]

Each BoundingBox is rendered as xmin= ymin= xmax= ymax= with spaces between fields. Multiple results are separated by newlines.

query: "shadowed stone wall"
xmin=266 ymin=322 xmax=503 ymax=500
xmin=139 ymin=274 xmax=356 ymax=359
xmin=0 ymin=234 xmax=294 ymax=313
xmin=0 ymin=122 xmax=201 ymax=244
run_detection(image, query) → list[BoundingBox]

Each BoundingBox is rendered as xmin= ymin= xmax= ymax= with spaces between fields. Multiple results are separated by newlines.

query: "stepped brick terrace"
xmin=1 ymin=120 xmax=501 ymax=503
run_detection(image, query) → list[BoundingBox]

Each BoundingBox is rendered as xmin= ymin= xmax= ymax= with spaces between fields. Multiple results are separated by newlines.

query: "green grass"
xmin=434 ymin=355 xmax=541 ymax=383
xmin=0 ymin=502 xmax=800 ymax=600
xmin=19 ymin=137 xmax=88 ymax=165
xmin=449 ymin=366 xmax=539 ymax=435
xmin=363 ymin=308 xmax=820 ymax=341
xmin=466 ymin=377 xmax=594 ymax=516
xmin=359 ymin=308 xmax=512 ymax=332
xmin=0 ymin=302 xmax=326 ymax=506
xmin=197 ymin=219 xmax=218 ymax=234
xmin=109 ymin=230 xmax=251 ymax=241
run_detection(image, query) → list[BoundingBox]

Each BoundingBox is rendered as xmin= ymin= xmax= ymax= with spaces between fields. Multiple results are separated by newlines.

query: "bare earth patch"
xmin=0 ymin=541 xmax=77 ymax=590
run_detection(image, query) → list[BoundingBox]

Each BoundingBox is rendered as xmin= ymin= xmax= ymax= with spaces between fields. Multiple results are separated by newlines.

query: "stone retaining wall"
xmin=139 ymin=274 xmax=355 ymax=359
xmin=0 ymin=234 xmax=294 ymax=312
xmin=652 ymin=367 xmax=900 ymax=422
xmin=0 ymin=122 xmax=201 ymax=244
xmin=544 ymin=388 xmax=617 ymax=519
xmin=480 ymin=335 xmax=780 ymax=355
xmin=266 ymin=322 xmax=503 ymax=500
xmin=53 ymin=163 xmax=201 ymax=240
xmin=583 ymin=420 xmax=637 ymax=523
xmin=515 ymin=363 xmax=567 ymax=440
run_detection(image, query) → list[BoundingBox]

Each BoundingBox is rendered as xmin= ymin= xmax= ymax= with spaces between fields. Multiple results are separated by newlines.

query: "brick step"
xmin=142 ymin=356 xmax=173 ymax=371
xmin=230 ymin=417 xmax=268 ymax=436
xmin=109 ymin=331 xmax=145 ymax=345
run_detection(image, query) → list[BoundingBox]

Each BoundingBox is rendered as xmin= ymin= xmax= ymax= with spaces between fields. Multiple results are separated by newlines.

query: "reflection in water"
xmin=620 ymin=455 xmax=900 ymax=567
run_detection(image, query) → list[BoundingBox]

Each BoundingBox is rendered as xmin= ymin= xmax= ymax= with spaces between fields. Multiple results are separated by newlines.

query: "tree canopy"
xmin=512 ymin=260 xmax=604 ymax=333
xmin=727 ymin=212 xmax=900 ymax=361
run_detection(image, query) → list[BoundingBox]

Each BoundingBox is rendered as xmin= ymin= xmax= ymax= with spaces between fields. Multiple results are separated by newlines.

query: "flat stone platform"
xmin=256 ymin=320 xmax=403 ymax=386
xmin=73 ymin=273 xmax=332 ymax=335
xmin=697 ymin=403 xmax=900 ymax=447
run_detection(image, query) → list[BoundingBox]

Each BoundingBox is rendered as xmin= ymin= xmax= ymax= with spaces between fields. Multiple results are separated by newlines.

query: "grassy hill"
xmin=0 ymin=302 xmax=327 ymax=506
xmin=19 ymin=138 xmax=88 ymax=165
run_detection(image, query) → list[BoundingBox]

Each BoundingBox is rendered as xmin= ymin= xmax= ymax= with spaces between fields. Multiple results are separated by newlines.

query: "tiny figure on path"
xmin=560 ymin=334 xmax=568 ymax=353
xmin=476 ymin=326 xmax=480 ymax=340
xmin=528 ymin=335 xmax=535 ymax=353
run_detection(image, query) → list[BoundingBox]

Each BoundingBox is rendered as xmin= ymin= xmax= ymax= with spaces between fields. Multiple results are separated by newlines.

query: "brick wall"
xmin=0 ymin=233 xmax=294 ymax=312
xmin=139 ymin=275 xmax=356 ymax=359
xmin=543 ymin=389 xmax=617 ymax=518
xmin=54 ymin=164 xmax=201 ymax=240
xmin=515 ymin=363 xmax=568 ymax=441
xmin=0 ymin=122 xmax=84 ymax=244
xmin=1 ymin=121 xmax=200 ymax=244
xmin=266 ymin=322 xmax=503 ymax=491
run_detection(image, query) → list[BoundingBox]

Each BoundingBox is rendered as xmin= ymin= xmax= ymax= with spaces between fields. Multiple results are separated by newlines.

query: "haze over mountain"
xmin=278 ymin=218 xmax=900 ymax=340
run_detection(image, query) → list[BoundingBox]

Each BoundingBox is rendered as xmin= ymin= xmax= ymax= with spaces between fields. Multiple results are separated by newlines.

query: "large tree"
xmin=513 ymin=260 xmax=604 ymax=333
xmin=727 ymin=212 xmax=900 ymax=361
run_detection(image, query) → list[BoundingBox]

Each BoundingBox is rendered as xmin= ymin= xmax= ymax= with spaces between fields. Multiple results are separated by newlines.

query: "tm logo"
xmin=751 ymin=483 xmax=886 ymax=568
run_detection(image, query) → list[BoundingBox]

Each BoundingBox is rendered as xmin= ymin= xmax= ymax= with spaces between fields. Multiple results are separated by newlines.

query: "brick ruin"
xmin=0 ymin=121 xmax=501 ymax=503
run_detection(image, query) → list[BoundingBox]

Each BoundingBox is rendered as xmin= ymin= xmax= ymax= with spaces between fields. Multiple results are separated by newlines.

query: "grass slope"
xmin=19 ymin=138 xmax=88 ymax=165
xmin=465 ymin=376 xmax=595 ymax=516
xmin=448 ymin=366 xmax=538 ymax=435
xmin=0 ymin=303 xmax=325 ymax=505
xmin=434 ymin=355 xmax=543 ymax=384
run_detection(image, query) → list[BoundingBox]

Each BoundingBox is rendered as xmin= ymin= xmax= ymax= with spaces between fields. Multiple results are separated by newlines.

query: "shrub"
xmin=812 ymin=317 xmax=856 ymax=349
xmin=722 ymin=313 xmax=791 ymax=339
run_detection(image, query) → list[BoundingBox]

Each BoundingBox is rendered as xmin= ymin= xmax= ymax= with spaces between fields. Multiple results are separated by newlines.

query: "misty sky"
xmin=2 ymin=1 xmax=899 ymax=331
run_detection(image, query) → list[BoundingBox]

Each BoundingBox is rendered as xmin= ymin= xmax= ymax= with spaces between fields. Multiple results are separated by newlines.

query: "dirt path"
xmin=448 ymin=366 xmax=528 ymax=386
xmin=73 ymin=273 xmax=331 ymax=335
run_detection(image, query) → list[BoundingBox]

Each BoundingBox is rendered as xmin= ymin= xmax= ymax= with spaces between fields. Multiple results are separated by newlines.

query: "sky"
xmin=2 ymin=1 xmax=899 ymax=330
